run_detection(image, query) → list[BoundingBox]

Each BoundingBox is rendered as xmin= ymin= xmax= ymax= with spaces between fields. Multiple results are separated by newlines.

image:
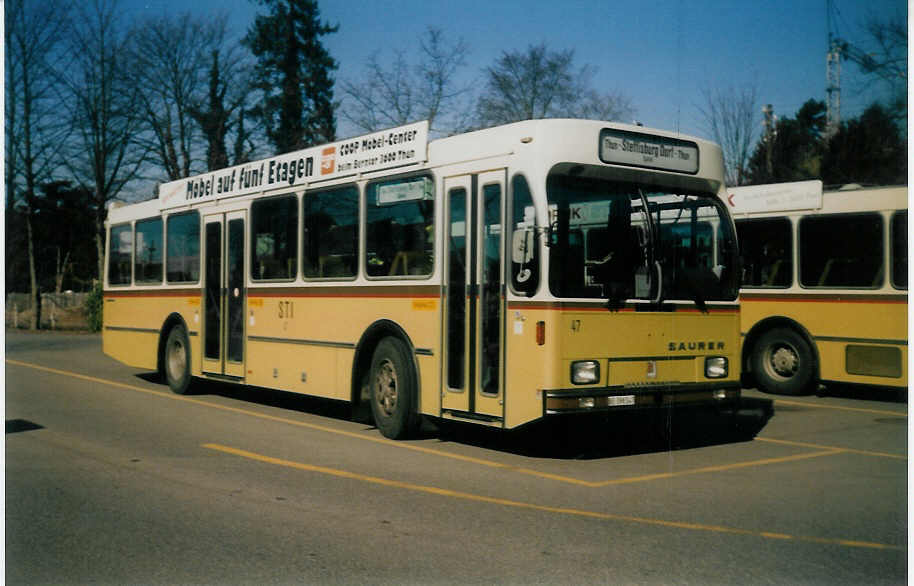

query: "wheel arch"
xmin=742 ymin=315 xmax=820 ymax=383
xmin=350 ymin=319 xmax=421 ymax=418
xmin=157 ymin=313 xmax=191 ymax=380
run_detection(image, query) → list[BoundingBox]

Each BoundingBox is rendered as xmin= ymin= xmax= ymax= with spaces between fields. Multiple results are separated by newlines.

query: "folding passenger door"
xmin=442 ymin=171 xmax=506 ymax=419
xmin=201 ymin=210 xmax=246 ymax=379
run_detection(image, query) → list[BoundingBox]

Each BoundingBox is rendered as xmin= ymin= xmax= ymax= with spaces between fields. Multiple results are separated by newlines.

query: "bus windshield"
xmin=546 ymin=173 xmax=739 ymax=307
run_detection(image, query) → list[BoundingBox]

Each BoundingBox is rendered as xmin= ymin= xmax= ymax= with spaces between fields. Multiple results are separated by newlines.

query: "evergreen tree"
xmin=746 ymin=100 xmax=825 ymax=184
xmin=244 ymin=0 xmax=338 ymax=154
xmin=6 ymin=181 xmax=97 ymax=294
xmin=821 ymin=103 xmax=906 ymax=186
xmin=746 ymin=99 xmax=906 ymax=187
xmin=32 ymin=181 xmax=97 ymax=292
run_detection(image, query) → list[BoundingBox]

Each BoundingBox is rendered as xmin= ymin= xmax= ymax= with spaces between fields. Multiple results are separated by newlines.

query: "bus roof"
xmin=109 ymin=119 xmax=723 ymax=224
xmin=727 ymin=180 xmax=908 ymax=217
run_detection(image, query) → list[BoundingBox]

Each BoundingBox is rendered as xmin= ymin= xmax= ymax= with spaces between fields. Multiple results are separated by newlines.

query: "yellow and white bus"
xmin=729 ymin=180 xmax=907 ymax=396
xmin=103 ymin=119 xmax=743 ymax=439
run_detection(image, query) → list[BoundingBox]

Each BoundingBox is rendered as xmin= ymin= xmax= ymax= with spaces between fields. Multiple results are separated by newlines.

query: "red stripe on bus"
xmin=740 ymin=294 xmax=907 ymax=304
xmin=249 ymin=292 xmax=440 ymax=299
xmin=104 ymin=289 xmax=200 ymax=298
xmin=506 ymin=302 xmax=738 ymax=314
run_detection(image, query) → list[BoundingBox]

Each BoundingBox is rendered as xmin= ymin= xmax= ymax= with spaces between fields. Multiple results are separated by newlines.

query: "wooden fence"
xmin=6 ymin=292 xmax=91 ymax=330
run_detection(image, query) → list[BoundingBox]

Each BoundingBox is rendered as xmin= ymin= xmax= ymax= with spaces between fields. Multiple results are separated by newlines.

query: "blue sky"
xmin=128 ymin=0 xmax=906 ymax=141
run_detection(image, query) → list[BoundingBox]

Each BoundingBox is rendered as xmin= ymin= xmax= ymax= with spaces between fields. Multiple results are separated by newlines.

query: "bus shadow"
xmin=435 ymin=398 xmax=775 ymax=460
xmin=815 ymin=383 xmax=907 ymax=404
xmin=136 ymin=372 xmax=774 ymax=458
xmin=135 ymin=373 xmax=357 ymax=422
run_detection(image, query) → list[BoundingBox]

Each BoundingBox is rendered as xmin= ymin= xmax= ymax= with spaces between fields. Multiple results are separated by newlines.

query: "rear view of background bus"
xmin=730 ymin=181 xmax=907 ymax=396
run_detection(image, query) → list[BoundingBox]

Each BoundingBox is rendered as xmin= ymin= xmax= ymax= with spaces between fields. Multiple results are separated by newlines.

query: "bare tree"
xmin=416 ymin=28 xmax=473 ymax=134
xmin=5 ymin=0 xmax=72 ymax=328
xmin=699 ymin=83 xmax=759 ymax=186
xmin=341 ymin=51 xmax=412 ymax=133
xmin=232 ymin=101 xmax=259 ymax=166
xmin=477 ymin=43 xmax=580 ymax=126
xmin=190 ymin=45 xmax=260 ymax=170
xmin=125 ymin=13 xmax=226 ymax=180
xmin=863 ymin=14 xmax=907 ymax=122
xmin=570 ymin=88 xmax=635 ymax=123
xmin=475 ymin=42 xmax=633 ymax=128
xmin=54 ymin=248 xmax=72 ymax=294
xmin=190 ymin=50 xmax=231 ymax=171
xmin=340 ymin=27 xmax=472 ymax=136
xmin=63 ymin=0 xmax=147 ymax=281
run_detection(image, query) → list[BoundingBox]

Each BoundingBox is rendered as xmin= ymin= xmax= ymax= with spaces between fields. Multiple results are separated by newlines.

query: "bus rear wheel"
xmin=164 ymin=324 xmax=192 ymax=395
xmin=751 ymin=327 xmax=815 ymax=396
xmin=369 ymin=337 xmax=419 ymax=439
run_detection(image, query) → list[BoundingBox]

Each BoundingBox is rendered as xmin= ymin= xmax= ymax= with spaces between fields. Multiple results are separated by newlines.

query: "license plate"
xmin=608 ymin=395 xmax=635 ymax=406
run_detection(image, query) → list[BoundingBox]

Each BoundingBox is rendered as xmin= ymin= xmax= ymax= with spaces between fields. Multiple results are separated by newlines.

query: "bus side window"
xmin=303 ymin=185 xmax=358 ymax=279
xmin=365 ymin=175 xmax=434 ymax=278
xmin=251 ymin=195 xmax=298 ymax=281
xmin=108 ymin=223 xmax=133 ymax=286
xmin=800 ymin=212 xmax=882 ymax=288
xmin=892 ymin=211 xmax=907 ymax=289
xmin=735 ymin=218 xmax=792 ymax=288
xmin=166 ymin=211 xmax=200 ymax=283
xmin=134 ymin=217 xmax=163 ymax=284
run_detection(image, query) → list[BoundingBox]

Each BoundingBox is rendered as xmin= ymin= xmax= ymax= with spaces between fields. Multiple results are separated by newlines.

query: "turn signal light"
xmin=536 ymin=321 xmax=545 ymax=346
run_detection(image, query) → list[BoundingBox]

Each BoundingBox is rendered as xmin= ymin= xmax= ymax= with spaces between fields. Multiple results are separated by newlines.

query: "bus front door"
xmin=443 ymin=171 xmax=506 ymax=420
xmin=202 ymin=211 xmax=246 ymax=379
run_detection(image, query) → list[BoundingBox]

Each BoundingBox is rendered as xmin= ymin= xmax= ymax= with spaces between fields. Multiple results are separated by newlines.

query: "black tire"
xmin=163 ymin=324 xmax=193 ymax=395
xmin=368 ymin=337 xmax=420 ymax=439
xmin=750 ymin=327 xmax=815 ymax=396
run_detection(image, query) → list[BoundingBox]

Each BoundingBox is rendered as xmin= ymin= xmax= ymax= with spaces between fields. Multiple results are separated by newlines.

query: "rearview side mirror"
xmin=511 ymin=228 xmax=538 ymax=295
xmin=512 ymin=229 xmax=534 ymax=265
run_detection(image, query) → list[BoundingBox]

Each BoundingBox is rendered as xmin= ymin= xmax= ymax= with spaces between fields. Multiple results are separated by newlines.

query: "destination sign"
xmin=599 ymin=128 xmax=699 ymax=174
xmin=727 ymin=180 xmax=823 ymax=214
xmin=159 ymin=121 xmax=429 ymax=209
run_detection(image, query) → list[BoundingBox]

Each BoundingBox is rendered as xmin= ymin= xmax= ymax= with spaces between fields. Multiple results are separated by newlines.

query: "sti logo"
xmin=321 ymin=146 xmax=335 ymax=175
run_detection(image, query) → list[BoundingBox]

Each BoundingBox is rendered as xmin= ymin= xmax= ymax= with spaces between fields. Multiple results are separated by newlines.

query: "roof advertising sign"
xmin=159 ymin=121 xmax=429 ymax=209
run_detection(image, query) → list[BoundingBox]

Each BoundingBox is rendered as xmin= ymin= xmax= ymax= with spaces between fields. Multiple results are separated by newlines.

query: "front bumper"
xmin=544 ymin=382 xmax=740 ymax=415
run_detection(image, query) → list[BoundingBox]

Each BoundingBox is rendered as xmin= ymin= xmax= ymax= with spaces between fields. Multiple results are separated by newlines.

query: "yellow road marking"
xmin=755 ymin=437 xmax=907 ymax=460
xmin=202 ymin=442 xmax=903 ymax=552
xmin=5 ymin=359 xmax=578 ymax=482
xmin=772 ymin=398 xmax=907 ymax=418
xmin=592 ymin=449 xmax=845 ymax=486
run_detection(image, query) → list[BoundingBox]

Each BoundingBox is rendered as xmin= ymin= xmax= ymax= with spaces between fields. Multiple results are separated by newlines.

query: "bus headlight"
xmin=571 ymin=360 xmax=600 ymax=385
xmin=705 ymin=356 xmax=728 ymax=378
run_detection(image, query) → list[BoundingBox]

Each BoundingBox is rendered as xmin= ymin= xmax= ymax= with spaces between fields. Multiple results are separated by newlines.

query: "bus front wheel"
xmin=164 ymin=324 xmax=192 ymax=395
xmin=369 ymin=337 xmax=419 ymax=439
xmin=751 ymin=327 xmax=815 ymax=396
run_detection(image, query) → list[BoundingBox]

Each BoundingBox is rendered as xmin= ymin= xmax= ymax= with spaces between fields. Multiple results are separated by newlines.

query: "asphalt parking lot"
xmin=5 ymin=330 xmax=907 ymax=584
